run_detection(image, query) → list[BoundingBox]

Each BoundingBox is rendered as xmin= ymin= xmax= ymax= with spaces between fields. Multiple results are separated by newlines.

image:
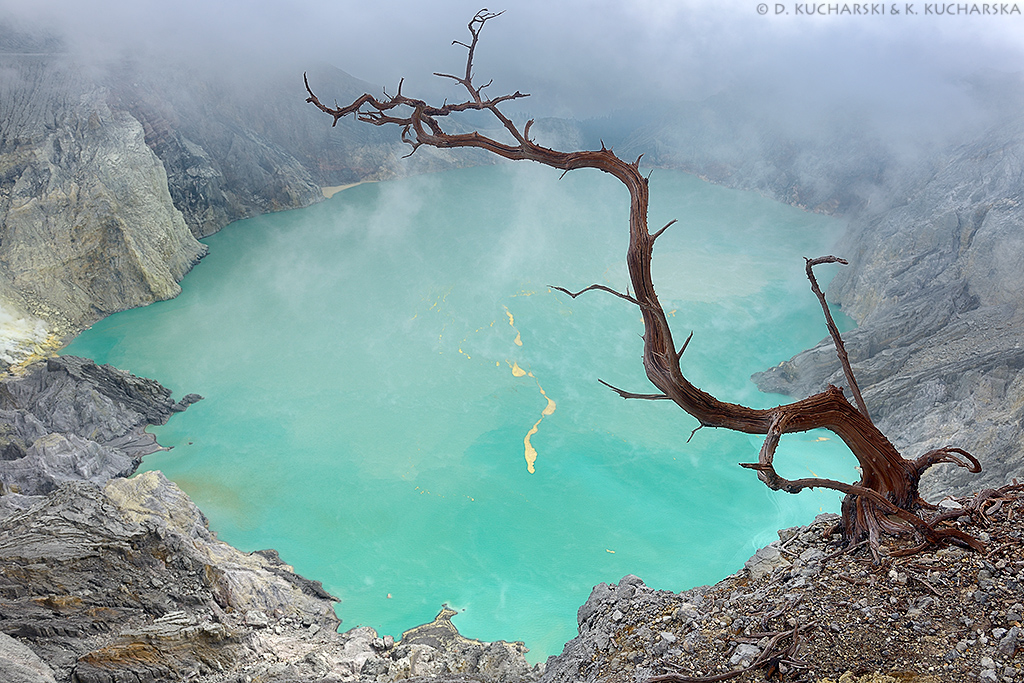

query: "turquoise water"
xmin=64 ymin=163 xmax=856 ymax=662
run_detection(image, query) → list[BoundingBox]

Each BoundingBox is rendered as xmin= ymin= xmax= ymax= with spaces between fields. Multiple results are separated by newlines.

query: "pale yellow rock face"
xmin=104 ymin=470 xmax=206 ymax=538
xmin=0 ymin=59 xmax=207 ymax=365
xmin=0 ymin=300 xmax=53 ymax=368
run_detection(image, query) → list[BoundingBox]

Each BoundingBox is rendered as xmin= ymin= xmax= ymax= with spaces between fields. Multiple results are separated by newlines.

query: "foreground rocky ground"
xmin=545 ymin=493 xmax=1023 ymax=683
xmin=0 ymin=358 xmax=1020 ymax=683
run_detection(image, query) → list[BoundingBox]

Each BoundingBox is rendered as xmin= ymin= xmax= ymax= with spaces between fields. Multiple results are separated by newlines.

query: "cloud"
xmin=2 ymin=0 xmax=1021 ymax=124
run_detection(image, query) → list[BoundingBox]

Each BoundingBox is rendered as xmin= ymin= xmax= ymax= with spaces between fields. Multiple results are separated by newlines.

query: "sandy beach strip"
xmin=321 ymin=181 xmax=377 ymax=198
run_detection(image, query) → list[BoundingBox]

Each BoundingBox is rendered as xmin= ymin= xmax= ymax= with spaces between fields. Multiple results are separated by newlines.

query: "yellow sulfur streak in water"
xmin=504 ymin=306 xmax=523 ymax=346
xmin=502 ymin=310 xmax=552 ymax=473
xmin=523 ymin=383 xmax=556 ymax=474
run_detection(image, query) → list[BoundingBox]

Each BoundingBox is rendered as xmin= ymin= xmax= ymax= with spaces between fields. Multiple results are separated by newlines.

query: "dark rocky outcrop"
xmin=0 ymin=356 xmax=200 ymax=502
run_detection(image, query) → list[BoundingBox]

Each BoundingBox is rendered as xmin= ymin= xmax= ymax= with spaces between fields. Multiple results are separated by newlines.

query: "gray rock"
xmin=0 ymin=431 xmax=134 ymax=497
xmin=0 ymin=357 xmax=201 ymax=498
xmin=245 ymin=610 xmax=271 ymax=628
xmin=999 ymin=626 xmax=1021 ymax=656
xmin=799 ymin=548 xmax=824 ymax=564
xmin=0 ymin=471 xmax=339 ymax=680
xmin=744 ymin=544 xmax=791 ymax=581
xmin=576 ymin=582 xmax=615 ymax=628
xmin=357 ymin=606 xmax=539 ymax=683
xmin=729 ymin=643 xmax=760 ymax=668
xmin=0 ymin=633 xmax=56 ymax=683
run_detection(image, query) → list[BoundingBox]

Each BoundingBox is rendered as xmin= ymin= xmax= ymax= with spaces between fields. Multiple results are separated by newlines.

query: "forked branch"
xmin=806 ymin=256 xmax=870 ymax=421
xmin=549 ymin=284 xmax=640 ymax=306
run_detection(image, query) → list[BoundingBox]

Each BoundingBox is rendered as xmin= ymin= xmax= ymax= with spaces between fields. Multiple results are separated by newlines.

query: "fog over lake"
xmin=65 ymin=164 xmax=859 ymax=659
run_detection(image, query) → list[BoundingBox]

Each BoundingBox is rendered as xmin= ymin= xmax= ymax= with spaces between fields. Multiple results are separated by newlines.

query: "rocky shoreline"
xmin=545 ymin=496 xmax=1023 ymax=683
xmin=0 ymin=358 xmax=541 ymax=683
xmin=0 ymin=357 xmax=1021 ymax=682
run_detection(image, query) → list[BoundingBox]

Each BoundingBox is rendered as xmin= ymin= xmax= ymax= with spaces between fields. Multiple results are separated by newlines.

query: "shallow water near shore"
xmin=64 ymin=163 xmax=857 ymax=663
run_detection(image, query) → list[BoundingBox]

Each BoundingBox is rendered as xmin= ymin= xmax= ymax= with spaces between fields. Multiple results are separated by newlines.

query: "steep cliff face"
xmin=0 ymin=53 xmax=206 ymax=362
xmin=753 ymin=114 xmax=1024 ymax=496
xmin=107 ymin=60 xmax=493 ymax=239
xmin=109 ymin=66 xmax=327 ymax=239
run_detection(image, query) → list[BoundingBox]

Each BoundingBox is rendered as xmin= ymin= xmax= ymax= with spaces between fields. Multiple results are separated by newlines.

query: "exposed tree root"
xmin=648 ymin=621 xmax=815 ymax=682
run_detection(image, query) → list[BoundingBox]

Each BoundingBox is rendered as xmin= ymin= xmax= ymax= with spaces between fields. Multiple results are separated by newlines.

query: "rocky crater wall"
xmin=0 ymin=31 xmax=488 ymax=368
xmin=0 ymin=54 xmax=205 ymax=362
xmin=1 ymin=19 xmax=1023 ymax=683
xmin=752 ymin=115 xmax=1024 ymax=497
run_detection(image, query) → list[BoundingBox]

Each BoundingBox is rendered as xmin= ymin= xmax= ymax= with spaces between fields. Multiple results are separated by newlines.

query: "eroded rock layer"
xmin=0 ymin=356 xmax=200 ymax=503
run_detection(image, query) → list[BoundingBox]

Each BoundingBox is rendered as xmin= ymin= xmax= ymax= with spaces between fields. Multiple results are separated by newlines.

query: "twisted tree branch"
xmin=306 ymin=9 xmax=984 ymax=558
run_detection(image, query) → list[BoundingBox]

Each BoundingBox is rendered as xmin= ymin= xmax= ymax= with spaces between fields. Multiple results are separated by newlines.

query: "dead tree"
xmin=305 ymin=10 xmax=983 ymax=559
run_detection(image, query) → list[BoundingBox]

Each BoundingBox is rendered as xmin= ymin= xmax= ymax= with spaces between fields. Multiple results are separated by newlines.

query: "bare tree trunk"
xmin=305 ymin=10 xmax=983 ymax=558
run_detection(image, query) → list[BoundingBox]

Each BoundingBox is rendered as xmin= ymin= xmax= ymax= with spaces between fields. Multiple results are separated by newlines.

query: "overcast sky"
xmin=3 ymin=0 xmax=1023 ymax=120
